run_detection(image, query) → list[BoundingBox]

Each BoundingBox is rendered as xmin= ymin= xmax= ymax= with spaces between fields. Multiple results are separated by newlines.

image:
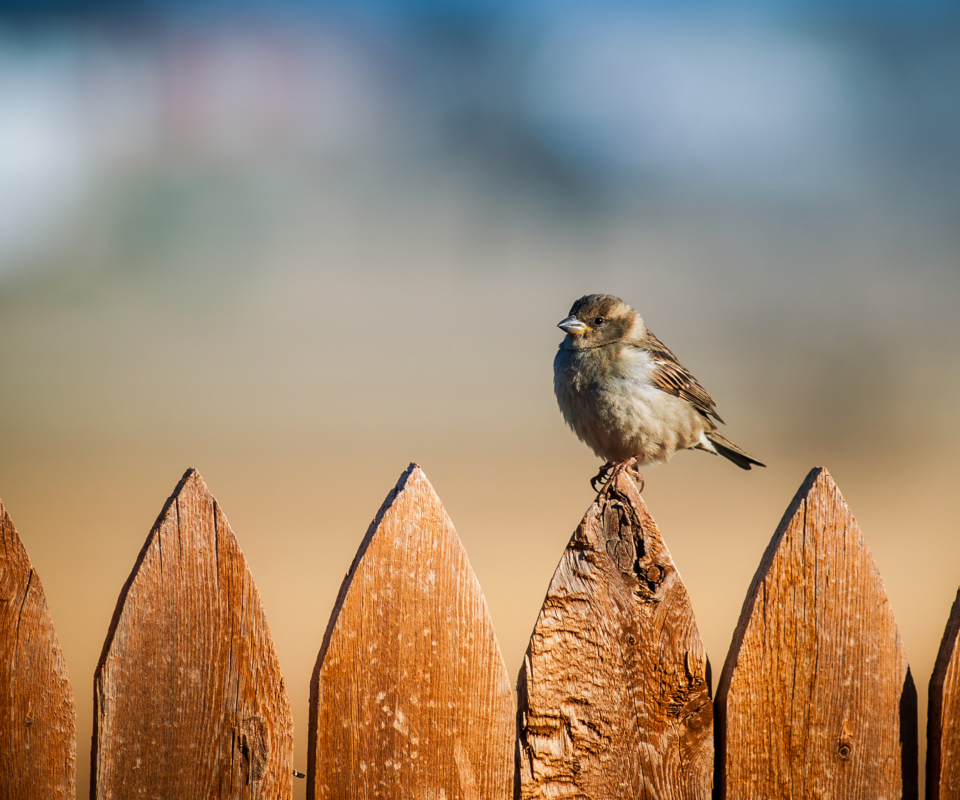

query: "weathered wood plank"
xmin=715 ymin=466 xmax=916 ymax=799
xmin=92 ymin=468 xmax=293 ymax=800
xmin=0 ymin=499 xmax=76 ymax=800
xmin=517 ymin=470 xmax=713 ymax=799
xmin=309 ymin=463 xmax=514 ymax=800
xmin=928 ymin=589 xmax=960 ymax=800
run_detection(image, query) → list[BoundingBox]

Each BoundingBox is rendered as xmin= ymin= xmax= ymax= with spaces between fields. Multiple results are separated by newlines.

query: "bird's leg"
xmin=591 ymin=458 xmax=644 ymax=493
xmin=624 ymin=458 xmax=645 ymax=492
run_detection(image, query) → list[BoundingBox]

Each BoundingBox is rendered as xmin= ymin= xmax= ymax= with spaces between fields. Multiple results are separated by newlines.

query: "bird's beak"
xmin=558 ymin=316 xmax=589 ymax=336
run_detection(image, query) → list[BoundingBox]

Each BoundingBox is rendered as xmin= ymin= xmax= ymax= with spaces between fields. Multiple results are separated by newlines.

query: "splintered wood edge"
xmin=516 ymin=467 xmax=668 ymax=680
xmin=927 ymin=588 xmax=960 ymax=800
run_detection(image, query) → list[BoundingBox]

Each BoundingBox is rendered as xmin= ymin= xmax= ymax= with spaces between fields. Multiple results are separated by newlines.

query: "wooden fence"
xmin=2 ymin=463 xmax=958 ymax=799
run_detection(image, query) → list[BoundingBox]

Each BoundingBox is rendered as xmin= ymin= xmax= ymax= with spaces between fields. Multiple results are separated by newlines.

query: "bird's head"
xmin=557 ymin=294 xmax=642 ymax=349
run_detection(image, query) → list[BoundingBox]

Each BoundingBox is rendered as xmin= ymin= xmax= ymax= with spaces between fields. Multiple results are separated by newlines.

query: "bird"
xmin=553 ymin=293 xmax=764 ymax=491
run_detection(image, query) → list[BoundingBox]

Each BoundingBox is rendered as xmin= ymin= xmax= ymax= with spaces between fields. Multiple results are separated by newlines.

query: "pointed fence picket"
xmin=0 ymin=500 xmax=75 ymax=800
xmin=92 ymin=469 xmax=294 ymax=799
xmin=2 ymin=462 xmax=959 ymax=799
xmin=517 ymin=469 xmax=712 ymax=799
xmin=715 ymin=467 xmax=917 ymax=799
xmin=308 ymin=464 xmax=514 ymax=800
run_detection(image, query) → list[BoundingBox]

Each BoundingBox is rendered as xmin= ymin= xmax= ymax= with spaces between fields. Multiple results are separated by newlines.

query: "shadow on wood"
xmin=517 ymin=470 xmax=713 ymax=799
xmin=0 ymin=499 xmax=76 ymax=800
xmin=92 ymin=469 xmax=293 ymax=800
xmin=715 ymin=466 xmax=917 ymax=799
xmin=928 ymin=588 xmax=960 ymax=800
xmin=309 ymin=463 xmax=514 ymax=800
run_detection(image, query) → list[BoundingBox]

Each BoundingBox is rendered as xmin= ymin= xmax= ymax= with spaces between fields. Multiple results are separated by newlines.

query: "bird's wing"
xmin=639 ymin=330 xmax=725 ymax=423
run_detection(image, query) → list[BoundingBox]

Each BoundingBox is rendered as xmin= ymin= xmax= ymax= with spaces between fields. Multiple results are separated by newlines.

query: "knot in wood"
xmin=630 ymin=560 xmax=667 ymax=599
xmin=837 ymin=742 xmax=852 ymax=761
xmin=643 ymin=564 xmax=663 ymax=585
xmin=237 ymin=715 xmax=269 ymax=783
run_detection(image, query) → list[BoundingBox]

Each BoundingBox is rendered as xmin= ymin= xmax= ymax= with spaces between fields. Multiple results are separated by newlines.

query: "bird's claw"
xmin=591 ymin=459 xmax=644 ymax=494
xmin=590 ymin=462 xmax=614 ymax=492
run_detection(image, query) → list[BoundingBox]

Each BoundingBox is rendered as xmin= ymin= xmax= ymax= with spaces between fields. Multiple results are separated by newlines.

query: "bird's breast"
xmin=553 ymin=344 xmax=706 ymax=463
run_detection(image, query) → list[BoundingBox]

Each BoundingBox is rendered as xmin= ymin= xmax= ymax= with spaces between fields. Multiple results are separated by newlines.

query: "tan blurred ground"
xmin=1 ymin=169 xmax=959 ymax=796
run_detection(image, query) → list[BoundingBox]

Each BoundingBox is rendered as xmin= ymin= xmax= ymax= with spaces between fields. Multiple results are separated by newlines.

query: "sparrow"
xmin=553 ymin=293 xmax=765 ymax=491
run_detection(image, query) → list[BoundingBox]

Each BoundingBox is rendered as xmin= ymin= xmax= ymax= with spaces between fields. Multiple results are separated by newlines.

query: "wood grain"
xmin=928 ymin=589 xmax=960 ymax=800
xmin=0 ymin=498 xmax=76 ymax=800
xmin=715 ymin=467 xmax=917 ymax=799
xmin=92 ymin=469 xmax=293 ymax=800
xmin=309 ymin=463 xmax=514 ymax=800
xmin=517 ymin=470 xmax=713 ymax=799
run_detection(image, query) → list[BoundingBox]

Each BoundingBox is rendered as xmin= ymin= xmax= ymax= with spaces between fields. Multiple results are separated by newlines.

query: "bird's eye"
xmin=594 ymin=316 xmax=605 ymax=326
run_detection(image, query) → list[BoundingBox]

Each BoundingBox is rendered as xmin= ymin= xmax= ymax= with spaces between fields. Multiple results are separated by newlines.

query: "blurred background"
xmin=1 ymin=0 xmax=958 ymax=794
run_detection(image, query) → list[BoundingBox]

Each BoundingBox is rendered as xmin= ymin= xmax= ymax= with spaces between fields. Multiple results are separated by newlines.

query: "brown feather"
xmin=639 ymin=330 xmax=725 ymax=424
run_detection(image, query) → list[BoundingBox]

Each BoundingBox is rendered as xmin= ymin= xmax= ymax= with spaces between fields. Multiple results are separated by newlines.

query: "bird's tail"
xmin=706 ymin=432 xmax=766 ymax=470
